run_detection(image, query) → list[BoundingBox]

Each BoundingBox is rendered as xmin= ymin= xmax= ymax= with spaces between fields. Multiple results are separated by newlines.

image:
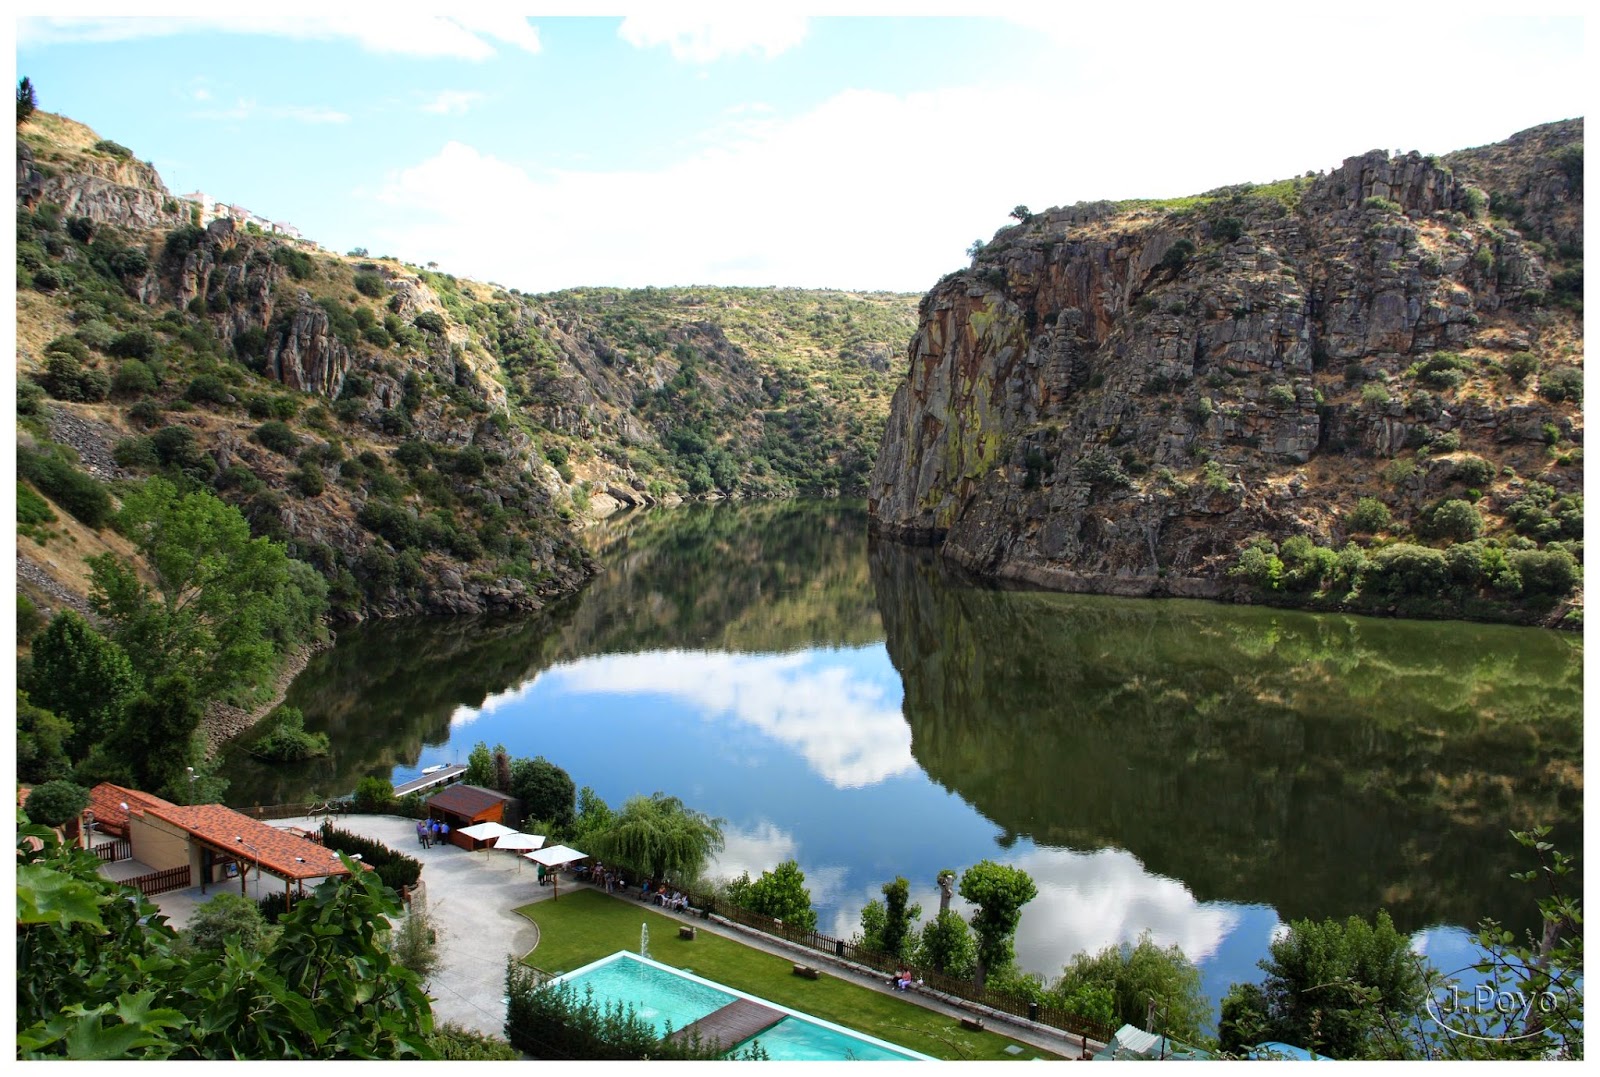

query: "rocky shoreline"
xmin=198 ymin=640 xmax=327 ymax=758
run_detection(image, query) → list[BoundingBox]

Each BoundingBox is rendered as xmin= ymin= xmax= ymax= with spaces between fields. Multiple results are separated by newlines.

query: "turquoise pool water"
xmin=555 ymin=953 xmax=737 ymax=1036
xmin=550 ymin=952 xmax=932 ymax=1061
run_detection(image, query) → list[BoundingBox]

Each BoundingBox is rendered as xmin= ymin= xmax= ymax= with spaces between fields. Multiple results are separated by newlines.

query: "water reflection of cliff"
xmin=869 ymin=542 xmax=1583 ymax=934
xmin=222 ymin=501 xmax=881 ymax=804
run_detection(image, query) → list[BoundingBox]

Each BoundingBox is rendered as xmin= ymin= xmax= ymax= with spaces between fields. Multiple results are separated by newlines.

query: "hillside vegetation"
xmin=14 ymin=110 xmax=918 ymax=629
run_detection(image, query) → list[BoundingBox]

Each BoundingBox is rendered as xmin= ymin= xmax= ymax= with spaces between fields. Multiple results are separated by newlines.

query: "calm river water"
xmin=221 ymin=500 xmax=1583 ymax=1016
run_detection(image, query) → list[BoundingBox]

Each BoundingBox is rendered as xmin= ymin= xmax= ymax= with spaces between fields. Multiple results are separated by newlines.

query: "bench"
xmin=960 ymin=1016 xmax=985 ymax=1032
xmin=791 ymin=964 xmax=821 ymax=980
xmin=678 ymin=925 xmax=696 ymax=940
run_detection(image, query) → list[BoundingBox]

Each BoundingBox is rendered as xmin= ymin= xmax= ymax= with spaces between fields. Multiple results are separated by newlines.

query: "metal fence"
xmin=126 ymin=865 xmax=191 ymax=896
xmin=680 ymin=889 xmax=1115 ymax=1044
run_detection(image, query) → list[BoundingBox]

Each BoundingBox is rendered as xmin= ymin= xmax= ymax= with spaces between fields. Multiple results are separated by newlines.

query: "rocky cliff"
xmin=870 ymin=120 xmax=1584 ymax=624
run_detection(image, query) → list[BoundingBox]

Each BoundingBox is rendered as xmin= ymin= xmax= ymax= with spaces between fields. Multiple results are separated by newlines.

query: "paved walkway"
xmin=151 ymin=814 xmax=1091 ymax=1058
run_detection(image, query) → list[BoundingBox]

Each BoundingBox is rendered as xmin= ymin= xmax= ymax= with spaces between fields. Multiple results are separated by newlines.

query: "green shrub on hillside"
xmin=253 ymin=420 xmax=300 ymax=457
xmin=1344 ymin=502 xmax=1395 ymax=537
xmin=16 ymin=448 xmax=112 ymax=529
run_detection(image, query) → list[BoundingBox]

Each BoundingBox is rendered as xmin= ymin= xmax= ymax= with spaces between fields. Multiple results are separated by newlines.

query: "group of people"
xmin=891 ymin=967 xmax=916 ymax=991
xmin=639 ymin=880 xmax=690 ymax=912
xmin=415 ymin=818 xmax=451 ymax=849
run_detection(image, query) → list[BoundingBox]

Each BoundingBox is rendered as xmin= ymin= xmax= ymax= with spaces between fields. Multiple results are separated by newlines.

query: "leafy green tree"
xmin=725 ymin=859 xmax=817 ymax=934
xmin=17 ymin=690 xmax=76 ymax=784
xmin=17 ymin=821 xmax=436 ymax=1059
xmin=1051 ymin=931 xmax=1209 ymax=1042
xmin=88 ymin=477 xmax=325 ymax=702
xmin=509 ymin=756 xmax=576 ymax=829
xmin=182 ymin=892 xmax=273 ymax=955
xmin=1228 ymin=909 xmax=1423 ymax=1058
xmin=109 ymin=674 xmax=204 ymax=800
xmin=1009 ymin=205 xmax=1032 ymax=222
xmin=18 ymin=76 xmax=37 ymax=123
xmin=856 ymin=898 xmax=889 ymax=952
xmin=354 ymin=776 xmax=395 ymax=813
xmin=22 ymin=610 xmax=140 ymax=760
xmin=22 ymin=780 xmax=90 ymax=828
xmin=247 ymin=706 xmax=329 ymax=762
xmin=915 ymin=909 xmax=976 ymax=979
xmin=959 ymin=860 xmax=1037 ymax=985
xmin=1346 ymin=496 xmax=1392 ymax=533
xmin=880 ymin=876 xmax=921 ymax=959
xmin=464 ymin=741 xmax=495 ymax=787
xmin=571 ymin=786 xmax=616 ymax=845
xmin=590 ymin=792 xmax=723 ymax=883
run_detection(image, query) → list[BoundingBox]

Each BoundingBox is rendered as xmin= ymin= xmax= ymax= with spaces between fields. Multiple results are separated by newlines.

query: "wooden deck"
xmin=668 ymin=998 xmax=786 ymax=1052
xmin=392 ymin=765 xmax=467 ymax=798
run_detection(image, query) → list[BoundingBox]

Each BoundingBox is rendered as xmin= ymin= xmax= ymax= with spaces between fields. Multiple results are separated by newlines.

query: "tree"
xmin=354 ymin=776 xmax=395 ymax=813
xmin=510 ymin=756 xmax=575 ymax=828
xmin=109 ymin=674 xmax=204 ymax=799
xmin=1227 ymin=909 xmax=1424 ymax=1059
xmin=17 ymin=690 xmax=75 ymax=784
xmin=589 ymin=792 xmax=723 ymax=884
xmin=856 ymin=898 xmax=889 ymax=952
xmin=881 ymin=876 xmax=921 ymax=960
xmin=915 ymin=910 xmax=976 ymax=979
xmin=571 ymin=786 xmax=615 ymax=846
xmin=959 ymin=860 xmax=1037 ymax=986
xmin=464 ymin=741 xmax=495 ymax=787
xmin=17 ymin=76 xmax=37 ymax=124
xmin=725 ymin=859 xmax=817 ymax=934
xmin=1051 ymin=932 xmax=1209 ymax=1042
xmin=22 ymin=610 xmax=140 ymax=760
xmin=17 ymin=821 xmax=436 ymax=1059
xmin=88 ymin=477 xmax=326 ymax=702
xmin=1009 ymin=205 xmax=1032 ymax=222
xmin=182 ymin=893 xmax=273 ymax=955
xmin=23 ymin=780 xmax=90 ymax=828
xmin=966 ymin=238 xmax=985 ymax=259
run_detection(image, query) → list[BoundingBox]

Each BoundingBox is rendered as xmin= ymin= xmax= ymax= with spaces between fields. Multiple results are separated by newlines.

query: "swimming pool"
xmin=548 ymin=951 xmax=935 ymax=1061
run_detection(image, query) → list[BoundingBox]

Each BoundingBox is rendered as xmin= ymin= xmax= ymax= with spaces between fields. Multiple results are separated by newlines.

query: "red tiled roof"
xmin=88 ymin=783 xmax=179 ymax=835
xmin=142 ymin=803 xmax=353 ymax=882
xmin=427 ymin=783 xmax=513 ymax=819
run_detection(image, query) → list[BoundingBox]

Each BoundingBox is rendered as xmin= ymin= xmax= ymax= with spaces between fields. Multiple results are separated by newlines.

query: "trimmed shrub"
xmin=317 ymin=820 xmax=421 ymax=891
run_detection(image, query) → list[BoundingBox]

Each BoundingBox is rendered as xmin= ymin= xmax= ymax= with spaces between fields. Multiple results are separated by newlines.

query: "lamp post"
xmin=81 ymin=809 xmax=95 ymax=852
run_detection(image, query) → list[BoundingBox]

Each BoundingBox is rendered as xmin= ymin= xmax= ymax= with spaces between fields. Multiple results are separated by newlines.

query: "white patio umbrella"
xmin=527 ymin=845 xmax=587 ymax=900
xmin=493 ymin=832 xmax=545 ymax=871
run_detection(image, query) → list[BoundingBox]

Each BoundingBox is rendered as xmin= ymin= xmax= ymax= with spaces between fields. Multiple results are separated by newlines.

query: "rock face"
xmin=18 ymin=142 xmax=189 ymax=232
xmin=870 ymin=122 xmax=1583 ymax=601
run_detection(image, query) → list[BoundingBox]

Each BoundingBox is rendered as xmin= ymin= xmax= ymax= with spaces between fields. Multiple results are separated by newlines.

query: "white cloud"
xmin=421 ymin=90 xmax=486 ymax=116
xmin=538 ymin=650 xmax=915 ymax=788
xmin=706 ymin=820 xmax=799 ymax=883
xmin=618 ymin=13 xmax=808 ymax=63
xmin=18 ymin=15 xmax=540 ymax=60
xmin=192 ymin=98 xmax=348 ymax=124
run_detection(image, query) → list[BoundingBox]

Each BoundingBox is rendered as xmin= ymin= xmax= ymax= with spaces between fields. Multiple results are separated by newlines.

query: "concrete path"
xmin=152 ymin=813 xmax=1091 ymax=1058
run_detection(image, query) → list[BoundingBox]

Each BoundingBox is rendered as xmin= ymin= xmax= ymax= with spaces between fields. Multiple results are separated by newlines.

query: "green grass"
xmin=514 ymin=889 xmax=1060 ymax=1062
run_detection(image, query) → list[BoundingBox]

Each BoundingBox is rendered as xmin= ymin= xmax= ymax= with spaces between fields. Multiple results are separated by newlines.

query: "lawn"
xmin=513 ymin=889 xmax=1062 ymax=1062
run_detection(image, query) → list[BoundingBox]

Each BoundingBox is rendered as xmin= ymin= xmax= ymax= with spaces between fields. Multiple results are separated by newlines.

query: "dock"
xmin=393 ymin=764 xmax=467 ymax=799
xmin=669 ymin=998 xmax=786 ymax=1053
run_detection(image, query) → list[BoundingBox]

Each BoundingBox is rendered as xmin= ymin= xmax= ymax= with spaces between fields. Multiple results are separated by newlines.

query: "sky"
xmin=9 ymin=5 xmax=1591 ymax=295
